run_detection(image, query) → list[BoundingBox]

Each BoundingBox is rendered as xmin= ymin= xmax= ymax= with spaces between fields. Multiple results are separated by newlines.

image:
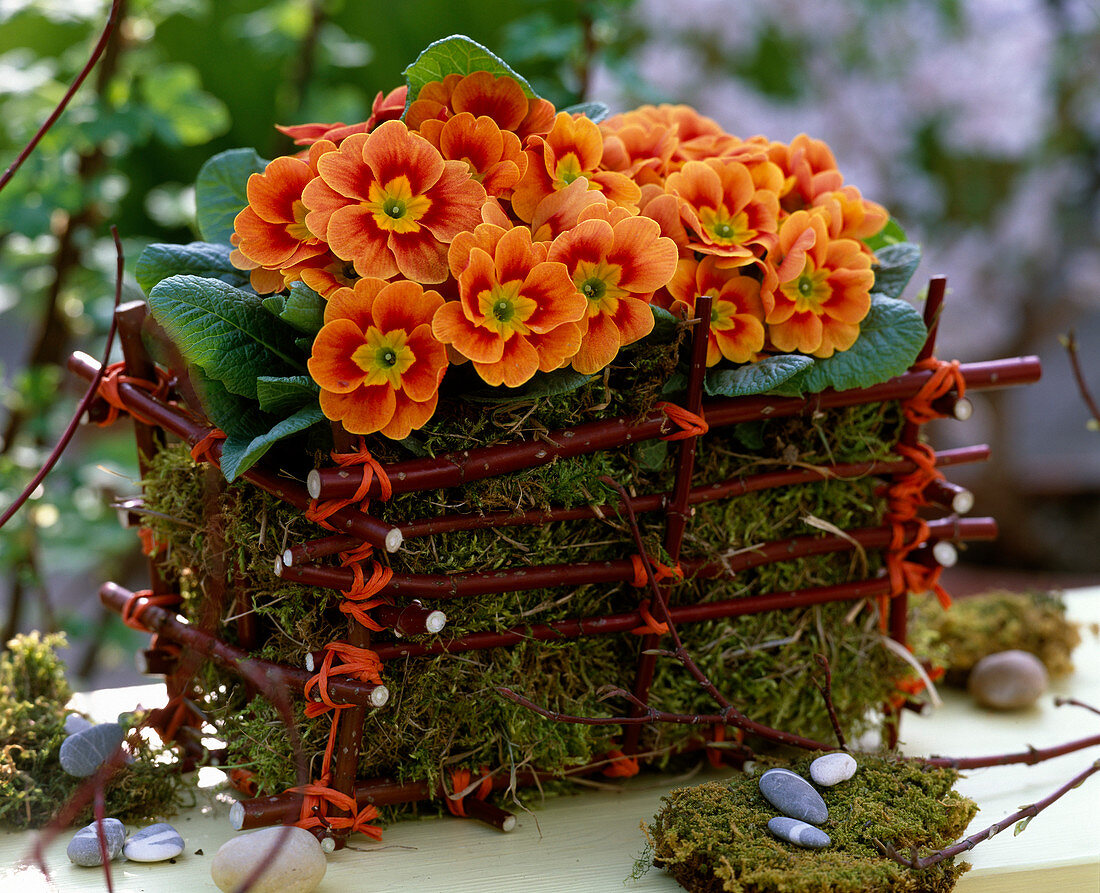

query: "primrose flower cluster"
xmin=229 ymin=72 xmax=888 ymax=440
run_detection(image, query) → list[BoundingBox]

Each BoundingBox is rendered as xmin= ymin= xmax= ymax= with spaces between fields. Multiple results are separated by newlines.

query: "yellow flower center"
xmin=286 ymin=200 xmax=315 ymax=242
xmin=366 ymin=176 xmax=432 ymax=234
xmin=698 ymin=206 xmax=753 ymax=246
xmin=352 ymin=328 xmax=415 ymax=389
xmin=478 ymin=281 xmax=535 ymax=338
xmin=555 ymin=153 xmax=585 ymax=186
xmin=573 ymin=260 xmax=627 ymax=317
xmin=781 ymin=263 xmax=831 ymax=312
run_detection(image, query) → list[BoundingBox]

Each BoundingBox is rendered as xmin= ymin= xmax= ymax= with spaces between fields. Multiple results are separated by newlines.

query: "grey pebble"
xmin=767 ymin=816 xmax=831 ymax=849
xmin=809 ymin=752 xmax=857 ymax=787
xmin=67 ymin=819 xmax=126 ymax=867
xmin=124 ymin=822 xmax=185 ymax=862
xmin=64 ymin=713 xmax=94 ymax=736
xmin=968 ymin=650 xmax=1048 ymax=710
xmin=758 ymin=768 xmax=828 ymax=824
xmin=59 ymin=722 xmax=124 ymax=777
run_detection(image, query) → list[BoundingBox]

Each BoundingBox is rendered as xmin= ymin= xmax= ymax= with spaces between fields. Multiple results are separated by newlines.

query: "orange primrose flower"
xmin=432 ymin=226 xmax=586 ymax=387
xmin=547 ymin=205 xmax=678 ymax=373
xmin=406 ymin=71 xmax=556 ymax=139
xmin=417 ymin=112 xmax=527 ymax=198
xmin=665 ymin=256 xmax=769 ymax=365
xmin=231 ymin=140 xmax=334 ymax=282
xmin=764 ymin=210 xmax=874 ymax=358
xmin=768 ymin=134 xmax=844 ymax=214
xmin=511 ymin=112 xmax=641 ymax=223
xmin=662 ymin=157 xmax=782 ymax=266
xmin=308 ymin=278 xmax=447 ymax=439
xmin=301 ymin=120 xmax=487 ymax=284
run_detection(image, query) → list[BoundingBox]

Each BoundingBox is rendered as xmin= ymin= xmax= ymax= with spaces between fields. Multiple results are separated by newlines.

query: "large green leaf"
xmin=187 ymin=367 xmax=269 ymax=442
xmin=135 ymin=241 xmax=246 ymax=295
xmin=147 ymin=275 xmax=306 ymax=401
xmin=262 ymin=281 xmax=326 ymax=335
xmin=704 ymin=354 xmax=815 ymax=398
xmin=256 ymin=375 xmax=321 ymax=415
xmin=194 ymin=148 xmax=268 ymax=244
xmin=871 ymin=242 xmax=922 ymax=299
xmin=220 ymin=405 xmax=327 ymax=482
xmin=402 ymin=35 xmax=536 ymax=109
xmin=799 ymin=295 xmax=928 ymax=393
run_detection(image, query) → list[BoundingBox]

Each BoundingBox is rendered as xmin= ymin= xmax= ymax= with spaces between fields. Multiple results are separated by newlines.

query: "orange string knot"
xmin=189 ymin=428 xmax=226 ymax=465
xmin=303 ymin=641 xmax=385 ymax=718
xmin=292 ymin=776 xmax=383 ymax=841
xmin=120 ymin=588 xmax=180 ymax=631
xmin=656 ymin=401 xmax=708 ymax=441
xmin=601 ymin=748 xmax=640 ymax=778
xmin=904 ymin=358 xmax=967 ymax=425
xmin=337 ymin=562 xmax=394 ymax=631
xmin=93 ymin=362 xmax=171 ymax=427
xmin=306 ymin=440 xmax=393 ymax=531
xmin=445 ymin=767 xmax=493 ymax=817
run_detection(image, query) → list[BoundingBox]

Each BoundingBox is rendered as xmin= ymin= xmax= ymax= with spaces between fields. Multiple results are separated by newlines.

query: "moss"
xmin=639 ymin=754 xmax=977 ymax=893
xmin=138 ymin=367 xmax=920 ymax=817
xmin=0 ymin=632 xmax=187 ymax=829
xmin=911 ymin=589 xmax=1083 ymax=686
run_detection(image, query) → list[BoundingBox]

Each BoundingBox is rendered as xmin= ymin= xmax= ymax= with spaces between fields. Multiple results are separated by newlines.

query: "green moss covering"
xmin=911 ymin=589 xmax=1083 ymax=686
xmin=0 ymin=632 xmax=187 ymax=829
xmin=138 ymin=342 xmax=923 ymax=816
xmin=638 ymin=754 xmax=977 ymax=893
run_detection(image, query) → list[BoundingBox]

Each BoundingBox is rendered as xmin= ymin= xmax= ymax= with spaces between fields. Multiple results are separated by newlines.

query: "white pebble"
xmin=809 ymin=752 xmax=857 ymax=787
xmin=123 ymin=822 xmax=185 ymax=862
xmin=968 ymin=650 xmax=1048 ymax=710
xmin=211 ymin=826 xmax=326 ymax=893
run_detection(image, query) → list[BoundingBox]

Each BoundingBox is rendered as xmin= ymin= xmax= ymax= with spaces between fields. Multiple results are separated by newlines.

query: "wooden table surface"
xmin=3 ymin=591 xmax=1098 ymax=892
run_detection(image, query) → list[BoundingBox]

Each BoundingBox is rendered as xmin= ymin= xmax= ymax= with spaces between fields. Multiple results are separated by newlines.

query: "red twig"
xmin=1063 ymin=330 xmax=1100 ymax=427
xmin=0 ymin=226 xmax=124 ymax=530
xmin=0 ymin=0 xmax=122 ymax=194
xmin=875 ymin=757 xmax=1100 ymax=869
xmin=812 ymin=653 xmax=846 ymax=750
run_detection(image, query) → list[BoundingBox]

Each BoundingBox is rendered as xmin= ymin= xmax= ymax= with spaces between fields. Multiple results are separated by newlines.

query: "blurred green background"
xmin=1 ymin=0 xmax=1097 ymax=685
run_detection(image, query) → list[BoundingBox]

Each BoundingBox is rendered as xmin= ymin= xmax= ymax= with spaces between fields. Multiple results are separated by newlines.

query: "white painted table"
xmin=3 ymin=592 xmax=1098 ymax=892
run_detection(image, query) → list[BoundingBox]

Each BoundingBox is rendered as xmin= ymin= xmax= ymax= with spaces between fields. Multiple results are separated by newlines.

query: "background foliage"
xmin=1 ymin=0 xmax=1097 ymax=684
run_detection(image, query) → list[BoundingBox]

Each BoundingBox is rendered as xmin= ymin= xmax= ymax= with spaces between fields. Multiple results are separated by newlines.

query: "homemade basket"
xmin=69 ymin=277 xmax=1039 ymax=849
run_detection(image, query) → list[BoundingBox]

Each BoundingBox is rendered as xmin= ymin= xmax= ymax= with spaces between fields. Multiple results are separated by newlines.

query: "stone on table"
xmin=968 ymin=649 xmax=1048 ymax=710
xmin=211 ymin=826 xmax=327 ymax=893
xmin=123 ymin=822 xmax=185 ymax=862
xmin=67 ymin=819 xmax=126 ymax=867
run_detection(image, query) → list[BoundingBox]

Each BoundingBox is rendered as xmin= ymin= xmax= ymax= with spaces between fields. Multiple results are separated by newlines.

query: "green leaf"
xmin=634 ymin=437 xmax=668 ymax=472
xmin=220 ymin=405 xmax=327 ymax=482
xmin=864 ymin=217 xmax=908 ymax=252
xmin=256 ymin=375 xmax=320 ymax=415
xmin=871 ymin=242 xmax=922 ymax=299
xmin=402 ymin=35 xmax=537 ymax=109
xmin=650 ymin=304 xmax=681 ymax=342
xmin=262 ymin=281 xmax=326 ymax=334
xmin=195 ymin=148 xmax=268 ymax=244
xmin=799 ymin=295 xmax=928 ymax=393
xmin=562 ymin=101 xmax=610 ymax=123
xmin=704 ymin=355 xmax=815 ymax=398
xmin=147 ymin=275 xmax=306 ymax=401
xmin=136 ymin=63 xmax=230 ymax=147
xmin=135 ymin=242 xmax=246 ymax=295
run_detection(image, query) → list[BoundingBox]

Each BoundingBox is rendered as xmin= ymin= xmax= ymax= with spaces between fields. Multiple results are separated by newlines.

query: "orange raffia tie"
xmin=445 ymin=767 xmax=493 ymax=818
xmin=120 ymin=588 xmax=180 ymax=631
xmin=189 ymin=428 xmax=226 ymax=465
xmin=601 ymin=748 xmax=640 ymax=778
xmin=656 ymin=401 xmax=708 ymax=441
xmin=629 ymin=554 xmax=682 ymax=634
xmin=303 ymin=641 xmax=384 ymax=719
xmin=305 ymin=440 xmax=393 ymax=531
xmin=292 ymin=720 xmax=383 ymax=840
xmin=904 ymin=358 xmax=966 ymax=425
xmin=93 ymin=362 xmax=171 ymax=427
xmin=336 ymin=562 xmax=394 ymax=632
